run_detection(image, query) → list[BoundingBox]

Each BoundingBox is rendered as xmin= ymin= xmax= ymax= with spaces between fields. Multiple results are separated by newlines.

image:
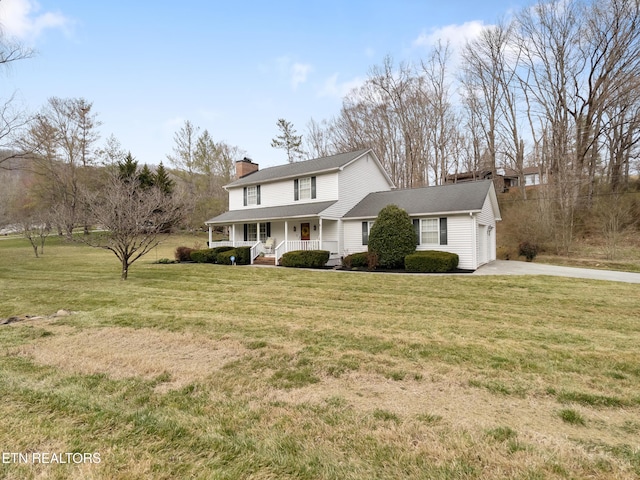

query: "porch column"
xmin=284 ymin=220 xmax=288 ymax=246
xmin=232 ymin=224 xmax=236 ymax=246
xmin=257 ymin=222 xmax=260 ymax=243
xmin=208 ymin=225 xmax=212 ymax=247
xmin=318 ymin=217 xmax=323 ymax=249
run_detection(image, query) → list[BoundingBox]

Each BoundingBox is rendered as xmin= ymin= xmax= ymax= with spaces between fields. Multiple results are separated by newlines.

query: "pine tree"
xmin=154 ymin=162 xmax=174 ymax=195
xmin=271 ymin=118 xmax=304 ymax=163
xmin=138 ymin=164 xmax=155 ymax=190
xmin=118 ymin=152 xmax=138 ymax=181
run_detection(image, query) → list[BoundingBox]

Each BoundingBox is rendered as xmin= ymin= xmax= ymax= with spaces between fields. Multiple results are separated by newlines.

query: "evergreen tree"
xmin=154 ymin=162 xmax=174 ymax=195
xmin=368 ymin=205 xmax=417 ymax=268
xmin=138 ymin=164 xmax=155 ymax=190
xmin=118 ymin=152 xmax=138 ymax=181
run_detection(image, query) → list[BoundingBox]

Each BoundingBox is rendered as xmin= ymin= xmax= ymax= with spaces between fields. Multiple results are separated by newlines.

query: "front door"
xmin=301 ymin=223 xmax=310 ymax=241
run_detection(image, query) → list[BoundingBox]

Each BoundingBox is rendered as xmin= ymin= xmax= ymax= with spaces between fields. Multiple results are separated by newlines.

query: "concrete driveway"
xmin=474 ymin=260 xmax=640 ymax=284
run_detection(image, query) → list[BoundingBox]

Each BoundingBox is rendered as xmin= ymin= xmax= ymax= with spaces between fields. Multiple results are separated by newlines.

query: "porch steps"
xmin=252 ymin=255 xmax=277 ymax=266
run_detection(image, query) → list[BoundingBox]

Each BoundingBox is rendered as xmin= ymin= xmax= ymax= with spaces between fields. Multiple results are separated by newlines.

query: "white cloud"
xmin=273 ymin=56 xmax=314 ymax=90
xmin=0 ymin=0 xmax=70 ymax=42
xmin=291 ymin=62 xmax=312 ymax=89
xmin=413 ymin=20 xmax=487 ymax=53
xmin=318 ymin=73 xmax=365 ymax=99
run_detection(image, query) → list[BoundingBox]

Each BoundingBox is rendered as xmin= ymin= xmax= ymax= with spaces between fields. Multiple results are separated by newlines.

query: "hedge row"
xmin=404 ymin=251 xmax=459 ymax=273
xmin=280 ymin=250 xmax=329 ymax=268
xmin=176 ymin=246 xmax=252 ymax=265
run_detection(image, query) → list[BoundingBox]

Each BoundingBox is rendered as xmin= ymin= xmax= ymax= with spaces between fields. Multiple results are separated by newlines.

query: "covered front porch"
xmin=206 ymin=217 xmax=340 ymax=266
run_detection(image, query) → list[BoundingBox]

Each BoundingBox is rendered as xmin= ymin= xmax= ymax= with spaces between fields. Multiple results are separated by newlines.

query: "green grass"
xmin=0 ymin=234 xmax=639 ymax=479
xmin=559 ymin=409 xmax=587 ymax=426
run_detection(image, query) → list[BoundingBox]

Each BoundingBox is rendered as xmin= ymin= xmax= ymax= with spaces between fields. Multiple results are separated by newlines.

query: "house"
xmin=446 ymin=166 xmax=546 ymax=191
xmin=205 ymin=149 xmax=501 ymax=270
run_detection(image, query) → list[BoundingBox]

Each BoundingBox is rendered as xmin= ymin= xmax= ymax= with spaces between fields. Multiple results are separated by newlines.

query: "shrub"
xmin=234 ymin=246 xmax=251 ymax=265
xmin=190 ymin=248 xmax=218 ymax=263
xmin=217 ymin=249 xmax=237 ymax=265
xmin=342 ymin=252 xmax=369 ymax=269
xmin=404 ymin=251 xmax=459 ymax=273
xmin=280 ymin=250 xmax=329 ymax=268
xmin=367 ymin=251 xmax=379 ymax=271
xmin=210 ymin=246 xmax=235 ymax=263
xmin=154 ymin=258 xmax=175 ymax=264
xmin=175 ymin=246 xmax=193 ymax=262
xmin=518 ymin=241 xmax=539 ymax=262
xmin=368 ymin=205 xmax=417 ymax=268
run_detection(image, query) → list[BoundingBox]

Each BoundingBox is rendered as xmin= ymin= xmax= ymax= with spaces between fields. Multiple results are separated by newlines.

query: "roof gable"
xmin=226 ymin=149 xmax=391 ymax=187
xmin=344 ymin=180 xmax=499 ymax=218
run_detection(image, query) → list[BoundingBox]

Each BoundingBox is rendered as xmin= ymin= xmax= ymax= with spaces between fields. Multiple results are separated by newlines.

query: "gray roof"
xmin=344 ymin=180 xmax=496 ymax=218
xmin=226 ymin=149 xmax=372 ymax=187
xmin=205 ymin=200 xmax=337 ymax=224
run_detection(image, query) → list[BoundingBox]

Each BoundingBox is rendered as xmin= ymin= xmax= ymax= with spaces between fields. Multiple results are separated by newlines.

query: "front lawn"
xmin=0 ymin=235 xmax=638 ymax=479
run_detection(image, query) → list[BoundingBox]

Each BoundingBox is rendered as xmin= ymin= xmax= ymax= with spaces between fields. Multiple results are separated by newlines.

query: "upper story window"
xmin=243 ymin=185 xmax=261 ymax=206
xmin=294 ymin=176 xmax=316 ymax=201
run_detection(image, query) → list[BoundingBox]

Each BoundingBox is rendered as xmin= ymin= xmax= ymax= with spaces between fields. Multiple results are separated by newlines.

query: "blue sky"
xmin=1 ymin=0 xmax=529 ymax=169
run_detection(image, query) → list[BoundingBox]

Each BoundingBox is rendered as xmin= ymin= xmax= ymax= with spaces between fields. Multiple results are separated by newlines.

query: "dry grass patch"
xmin=11 ymin=324 xmax=248 ymax=391
xmin=1 ymin=237 xmax=640 ymax=479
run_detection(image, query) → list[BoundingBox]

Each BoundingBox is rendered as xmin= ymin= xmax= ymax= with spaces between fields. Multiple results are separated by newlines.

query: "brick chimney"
xmin=235 ymin=157 xmax=259 ymax=179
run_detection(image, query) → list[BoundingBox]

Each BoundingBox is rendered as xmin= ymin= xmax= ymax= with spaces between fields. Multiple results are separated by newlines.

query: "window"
xmin=299 ymin=177 xmax=311 ymax=199
xmin=244 ymin=222 xmax=271 ymax=242
xmin=416 ymin=217 xmax=448 ymax=245
xmin=421 ymin=219 xmax=439 ymax=244
xmin=361 ymin=221 xmax=375 ymax=245
xmin=243 ymin=185 xmax=261 ymax=206
xmin=244 ymin=224 xmax=257 ymax=242
xmin=294 ymin=176 xmax=316 ymax=201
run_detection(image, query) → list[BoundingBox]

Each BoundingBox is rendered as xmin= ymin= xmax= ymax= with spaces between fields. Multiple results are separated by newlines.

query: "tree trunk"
xmin=121 ymin=259 xmax=129 ymax=281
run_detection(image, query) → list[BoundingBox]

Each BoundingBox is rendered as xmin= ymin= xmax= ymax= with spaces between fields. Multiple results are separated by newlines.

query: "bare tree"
xmin=166 ymin=120 xmax=199 ymax=193
xmin=19 ymin=97 xmax=101 ymax=238
xmin=304 ymin=117 xmax=333 ymax=159
xmin=82 ymin=169 xmax=183 ymax=280
xmin=0 ymin=26 xmax=34 ymax=168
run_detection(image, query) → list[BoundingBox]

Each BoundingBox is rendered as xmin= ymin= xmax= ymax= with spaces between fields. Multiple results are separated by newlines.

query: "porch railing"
xmin=274 ymin=241 xmax=286 ymax=264
xmin=208 ymin=240 xmax=256 ymax=248
xmin=250 ymin=241 xmax=263 ymax=265
xmin=210 ymin=240 xmax=339 ymax=266
xmin=286 ymin=240 xmax=320 ymax=251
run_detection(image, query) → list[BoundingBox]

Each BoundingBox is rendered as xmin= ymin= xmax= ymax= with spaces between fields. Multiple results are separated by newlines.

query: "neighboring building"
xmin=205 ymin=149 xmax=501 ymax=270
xmin=446 ymin=166 xmax=546 ymax=191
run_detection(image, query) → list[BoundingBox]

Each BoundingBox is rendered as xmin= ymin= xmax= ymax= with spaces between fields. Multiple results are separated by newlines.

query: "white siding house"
xmin=205 ymin=149 xmax=501 ymax=269
xmin=341 ymin=181 xmax=501 ymax=270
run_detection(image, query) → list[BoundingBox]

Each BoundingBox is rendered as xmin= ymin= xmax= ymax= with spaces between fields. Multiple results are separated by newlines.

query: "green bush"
xmin=234 ymin=246 xmax=251 ymax=265
xmin=175 ymin=246 xmax=193 ymax=262
xmin=369 ymin=205 xmax=417 ymax=268
xmin=154 ymin=258 xmax=175 ymax=264
xmin=280 ymin=250 xmax=329 ymax=268
xmin=404 ymin=251 xmax=459 ymax=273
xmin=211 ymin=246 xmax=235 ymax=263
xmin=215 ymin=248 xmax=251 ymax=265
xmin=190 ymin=248 xmax=218 ymax=263
xmin=342 ymin=251 xmax=378 ymax=270
xmin=217 ymin=249 xmax=237 ymax=265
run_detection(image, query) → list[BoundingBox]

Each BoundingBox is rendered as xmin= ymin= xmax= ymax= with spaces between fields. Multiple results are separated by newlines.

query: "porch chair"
xmin=263 ymin=237 xmax=275 ymax=254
